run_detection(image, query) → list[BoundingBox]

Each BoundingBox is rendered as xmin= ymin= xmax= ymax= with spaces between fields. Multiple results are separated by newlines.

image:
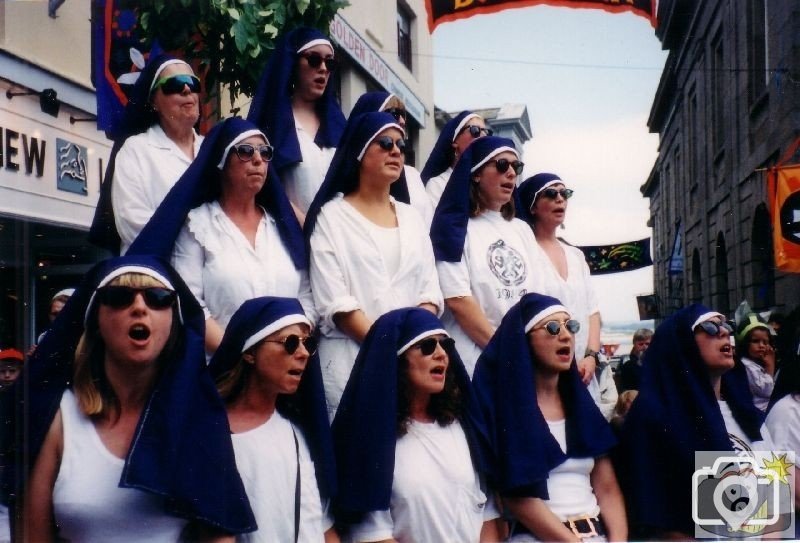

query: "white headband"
xmin=356 ymin=122 xmax=405 ymax=161
xmin=471 ymin=146 xmax=518 ymax=173
xmin=397 ymin=329 xmax=450 ymax=355
xmin=149 ymin=59 xmax=192 ymax=92
xmin=85 ymin=265 xmax=180 ymax=326
xmin=524 ymin=305 xmax=571 ymax=334
xmin=242 ymin=314 xmax=313 ymax=353
xmin=452 ymin=114 xmax=481 ymax=142
xmin=691 ymin=312 xmax=726 ymax=331
xmin=52 ymin=288 xmax=75 ymax=301
xmin=297 ymin=39 xmax=334 ymax=54
xmin=531 ymin=179 xmax=565 ymax=205
xmin=217 ymin=130 xmax=268 ymax=169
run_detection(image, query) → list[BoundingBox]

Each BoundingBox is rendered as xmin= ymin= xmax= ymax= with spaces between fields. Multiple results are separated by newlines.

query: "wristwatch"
xmin=584 ymin=349 xmax=600 ymax=363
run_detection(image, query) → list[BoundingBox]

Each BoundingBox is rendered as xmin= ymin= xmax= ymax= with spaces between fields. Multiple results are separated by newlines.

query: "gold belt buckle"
xmin=566 ymin=514 xmax=599 ymax=539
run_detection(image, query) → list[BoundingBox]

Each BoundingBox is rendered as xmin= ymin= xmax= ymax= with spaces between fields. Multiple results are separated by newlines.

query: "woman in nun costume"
xmin=89 ymin=54 xmax=205 ymax=255
xmin=127 ymin=117 xmax=313 ymax=356
xmin=332 ymin=307 xmax=499 ymax=542
xmin=305 ymin=111 xmax=442 ymax=420
xmin=618 ymin=304 xmax=776 ymax=539
xmin=420 ymin=110 xmax=491 ymax=209
xmin=430 ymin=136 xmax=542 ymax=377
xmin=468 ymin=293 xmax=626 ymax=542
xmin=247 ymin=27 xmax=346 ymax=217
xmin=348 ymin=91 xmax=433 ymax=226
xmin=22 ymin=255 xmax=255 ymax=541
xmin=210 ymin=297 xmax=337 ymax=542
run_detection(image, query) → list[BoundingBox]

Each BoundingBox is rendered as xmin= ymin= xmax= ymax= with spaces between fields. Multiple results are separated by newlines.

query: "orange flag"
xmin=768 ymin=163 xmax=800 ymax=272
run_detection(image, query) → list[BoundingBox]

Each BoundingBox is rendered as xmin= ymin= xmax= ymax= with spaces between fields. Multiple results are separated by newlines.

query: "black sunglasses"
xmin=152 ymin=74 xmax=201 ymax=95
xmin=233 ymin=143 xmax=274 ymax=162
xmin=534 ymin=319 xmax=581 ymax=336
xmin=374 ymin=135 xmax=407 ymax=154
xmin=384 ymin=107 xmax=406 ymax=122
xmin=96 ymin=286 xmax=176 ymax=310
xmin=540 ymin=188 xmax=574 ymax=200
xmin=411 ymin=337 xmax=455 ymax=356
xmin=459 ymin=125 xmax=493 ymax=139
xmin=299 ymin=52 xmax=338 ymax=71
xmin=695 ymin=320 xmax=733 ymax=337
xmin=263 ymin=334 xmax=318 ymax=356
xmin=488 ymin=158 xmax=524 ymax=176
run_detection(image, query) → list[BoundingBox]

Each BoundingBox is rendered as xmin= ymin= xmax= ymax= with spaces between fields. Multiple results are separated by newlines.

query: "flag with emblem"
xmin=768 ymin=163 xmax=800 ymax=273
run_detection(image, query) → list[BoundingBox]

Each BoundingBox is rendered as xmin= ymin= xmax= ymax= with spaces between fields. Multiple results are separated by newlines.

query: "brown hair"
xmin=73 ymin=273 xmax=181 ymax=419
xmin=468 ymin=171 xmax=516 ymax=220
xmin=396 ymin=350 xmax=463 ymax=437
xmin=382 ymin=95 xmax=405 ymax=111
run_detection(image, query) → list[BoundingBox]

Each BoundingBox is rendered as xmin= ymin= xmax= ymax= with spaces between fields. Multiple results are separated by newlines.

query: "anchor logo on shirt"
xmin=486 ymin=239 xmax=527 ymax=287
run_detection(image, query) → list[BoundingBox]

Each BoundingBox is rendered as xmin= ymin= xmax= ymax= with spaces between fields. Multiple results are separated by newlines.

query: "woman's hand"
xmin=577 ymin=355 xmax=597 ymax=385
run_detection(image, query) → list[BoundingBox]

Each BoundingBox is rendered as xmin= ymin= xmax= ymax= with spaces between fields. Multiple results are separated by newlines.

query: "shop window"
xmin=747 ymin=0 xmax=768 ymax=105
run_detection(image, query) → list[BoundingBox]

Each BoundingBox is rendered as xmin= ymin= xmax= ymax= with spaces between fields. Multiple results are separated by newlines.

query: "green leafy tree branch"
xmin=138 ymin=0 xmax=348 ymax=110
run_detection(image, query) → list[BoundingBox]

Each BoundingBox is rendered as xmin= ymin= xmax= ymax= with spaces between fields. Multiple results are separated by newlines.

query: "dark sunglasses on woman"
xmin=299 ymin=52 xmax=338 ymax=71
xmin=488 ymin=158 xmax=524 ymax=176
xmin=540 ymin=188 xmax=574 ymax=200
xmin=534 ymin=319 xmax=581 ymax=336
xmin=263 ymin=334 xmax=318 ymax=356
xmin=384 ymin=107 xmax=406 ymax=122
xmin=695 ymin=320 xmax=733 ymax=337
xmin=459 ymin=125 xmax=493 ymax=139
xmin=152 ymin=74 xmax=202 ymax=95
xmin=411 ymin=337 xmax=456 ymax=356
xmin=233 ymin=143 xmax=274 ymax=162
xmin=374 ymin=135 xmax=407 ymax=154
xmin=96 ymin=286 xmax=177 ymax=310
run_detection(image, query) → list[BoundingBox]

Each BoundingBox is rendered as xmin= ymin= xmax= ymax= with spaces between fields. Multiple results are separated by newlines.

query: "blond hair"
xmin=73 ymin=272 xmax=176 ymax=418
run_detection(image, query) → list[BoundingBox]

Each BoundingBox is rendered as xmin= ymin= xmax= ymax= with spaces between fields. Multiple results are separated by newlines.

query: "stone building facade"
xmin=642 ymin=0 xmax=800 ymax=318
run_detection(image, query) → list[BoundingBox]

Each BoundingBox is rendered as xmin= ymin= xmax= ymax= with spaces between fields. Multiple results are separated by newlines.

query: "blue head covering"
xmin=466 ymin=293 xmax=615 ymax=498
xmin=419 ymin=110 xmax=480 ymax=182
xmin=304 ymin=111 xmax=405 ymax=240
xmin=348 ymin=91 xmax=411 ymax=204
xmin=246 ymin=27 xmax=346 ymax=173
xmin=331 ymin=307 xmax=482 ymax=516
xmin=618 ymin=303 xmax=764 ymax=534
xmin=89 ymin=54 xmax=191 ymax=254
xmin=430 ymin=136 xmax=518 ymax=262
xmin=516 ymin=172 xmax=563 ymax=224
xmin=22 ymin=255 xmax=256 ymax=533
xmin=127 ymin=117 xmax=306 ymax=269
xmin=209 ymin=297 xmax=336 ymax=500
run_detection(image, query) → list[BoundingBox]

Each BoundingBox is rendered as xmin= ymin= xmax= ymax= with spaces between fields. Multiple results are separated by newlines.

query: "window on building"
xmin=751 ymin=203 xmax=774 ymax=308
xmin=714 ymin=232 xmax=730 ymax=315
xmin=691 ymin=249 xmax=703 ymax=303
xmin=397 ymin=2 xmax=413 ymax=71
xmin=747 ymin=0 xmax=768 ymax=104
xmin=711 ymin=32 xmax=725 ymax=152
xmin=686 ymin=88 xmax=697 ymax=184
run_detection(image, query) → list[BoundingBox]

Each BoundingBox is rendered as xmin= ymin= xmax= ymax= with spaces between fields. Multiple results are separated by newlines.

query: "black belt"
xmin=510 ymin=514 xmax=607 ymax=539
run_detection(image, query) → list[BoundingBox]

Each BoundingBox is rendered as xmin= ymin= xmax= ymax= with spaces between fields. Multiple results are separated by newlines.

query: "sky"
xmin=431 ymin=4 xmax=668 ymax=323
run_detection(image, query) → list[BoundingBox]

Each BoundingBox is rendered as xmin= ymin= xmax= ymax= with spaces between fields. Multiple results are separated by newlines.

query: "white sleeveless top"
xmin=52 ymin=390 xmax=186 ymax=542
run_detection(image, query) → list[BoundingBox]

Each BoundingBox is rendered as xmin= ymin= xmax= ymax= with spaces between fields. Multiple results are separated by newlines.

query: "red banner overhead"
xmin=425 ymin=0 xmax=657 ymax=31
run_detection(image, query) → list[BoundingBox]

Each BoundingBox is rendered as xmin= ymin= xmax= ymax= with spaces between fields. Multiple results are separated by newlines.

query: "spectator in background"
xmin=610 ymin=389 xmax=638 ymax=435
xmin=735 ymin=312 xmax=775 ymax=412
xmin=0 ymin=348 xmax=22 ymax=392
xmin=619 ymin=328 xmax=652 ymax=392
